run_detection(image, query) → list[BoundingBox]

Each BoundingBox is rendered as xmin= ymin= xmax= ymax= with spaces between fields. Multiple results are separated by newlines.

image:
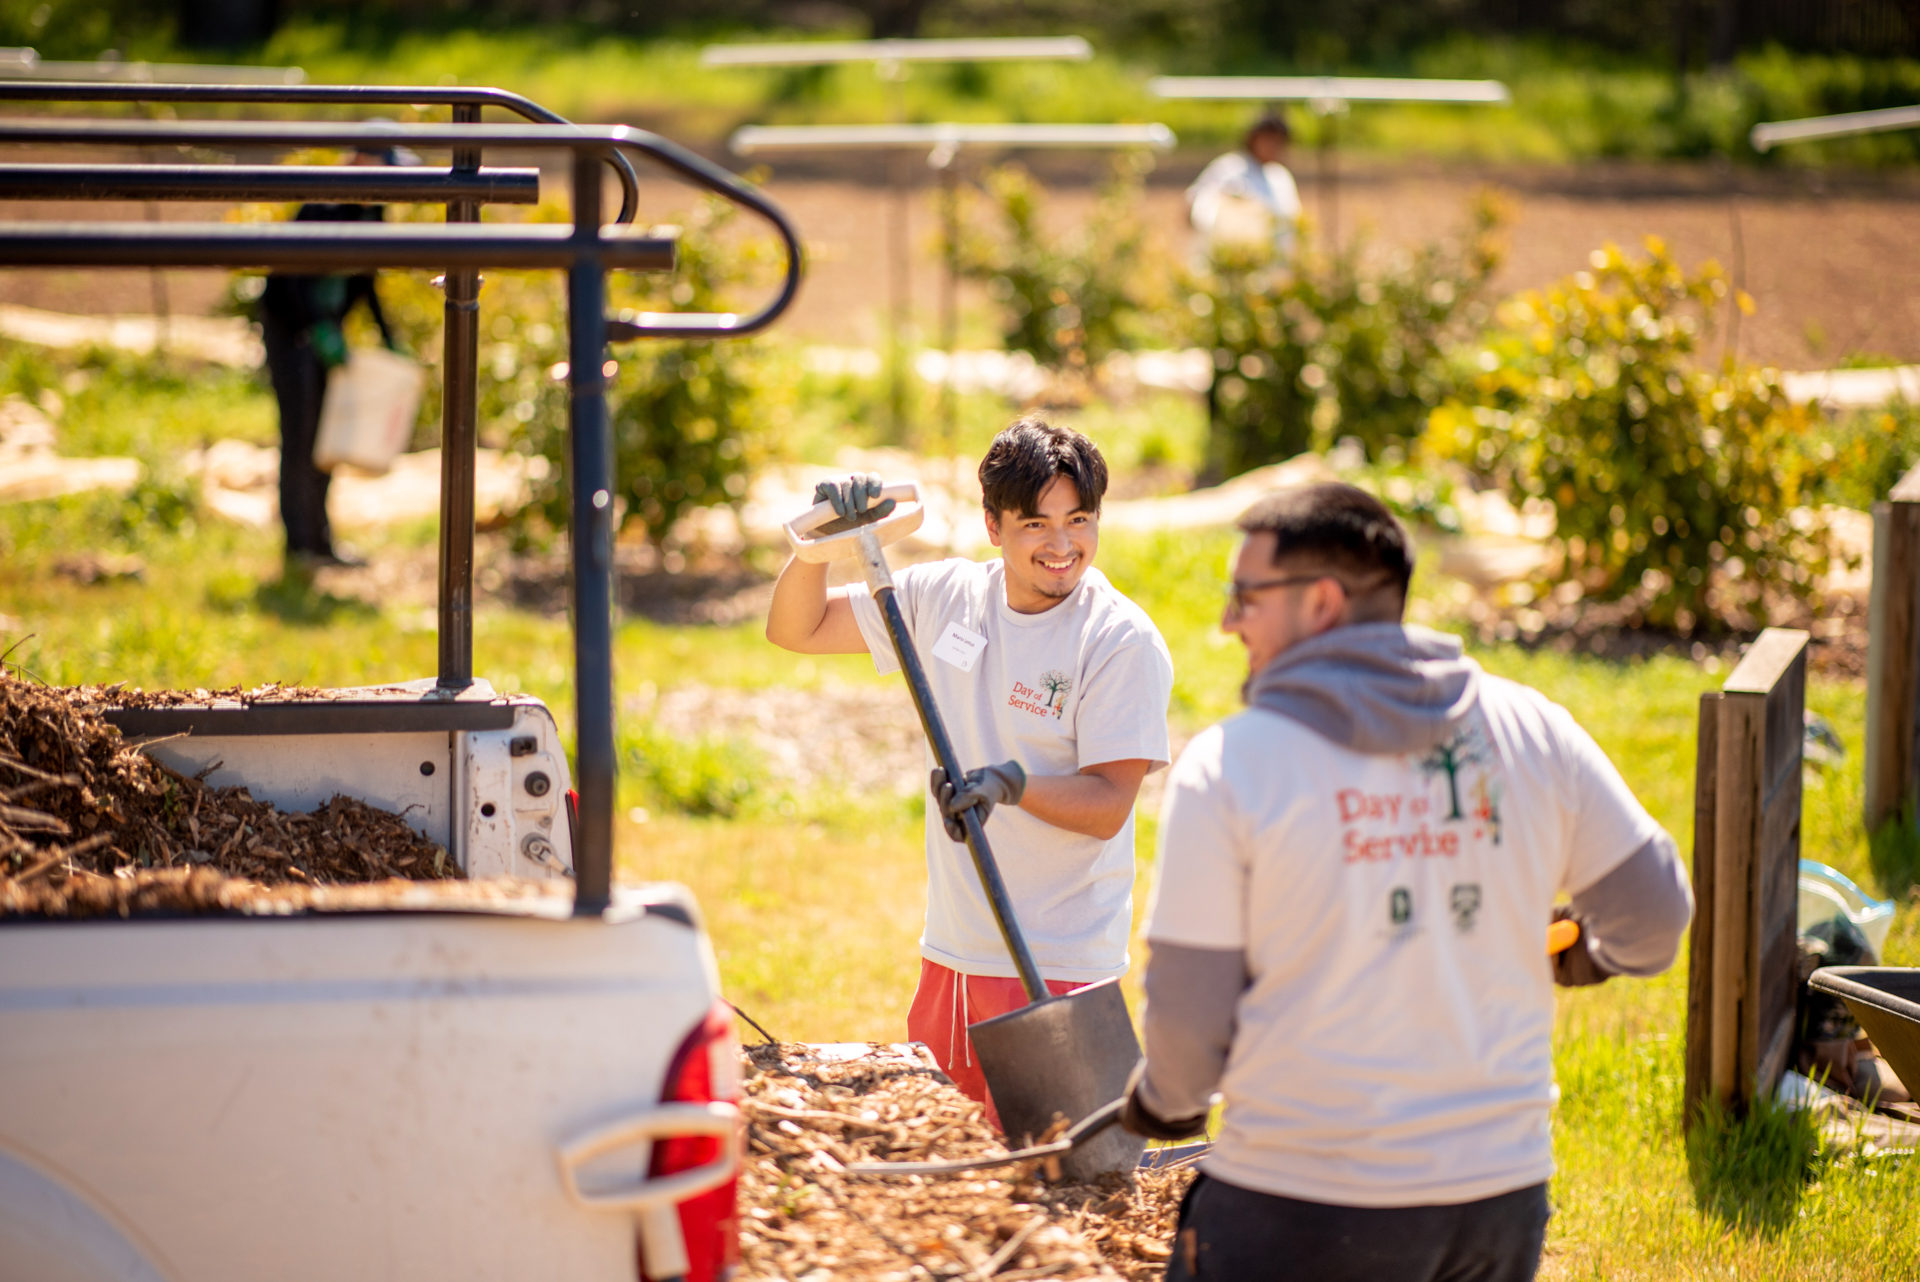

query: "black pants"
xmin=1164 ymin=1174 xmax=1550 ymax=1282
xmin=261 ymin=312 xmax=334 ymax=558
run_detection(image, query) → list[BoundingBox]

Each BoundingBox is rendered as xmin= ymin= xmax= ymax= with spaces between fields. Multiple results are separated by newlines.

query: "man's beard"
xmin=1029 ymin=575 xmax=1075 ymax=599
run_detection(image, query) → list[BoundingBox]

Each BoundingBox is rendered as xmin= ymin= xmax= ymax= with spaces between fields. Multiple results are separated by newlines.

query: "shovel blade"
xmin=968 ymin=977 xmax=1147 ymax=1181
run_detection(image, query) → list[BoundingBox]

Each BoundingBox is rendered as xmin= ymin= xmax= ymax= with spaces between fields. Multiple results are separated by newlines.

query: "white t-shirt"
xmin=849 ymin=558 xmax=1174 ymax=983
xmin=1147 ymin=674 xmax=1664 ymax=1207
xmin=1186 ymin=151 xmax=1303 ymax=257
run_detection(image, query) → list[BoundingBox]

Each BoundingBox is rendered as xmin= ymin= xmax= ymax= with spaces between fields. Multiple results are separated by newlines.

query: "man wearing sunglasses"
xmin=1123 ymin=483 xmax=1691 ymax=1281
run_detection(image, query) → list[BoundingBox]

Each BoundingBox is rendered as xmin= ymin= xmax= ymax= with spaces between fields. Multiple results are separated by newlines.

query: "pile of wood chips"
xmin=0 ymin=671 xmax=469 ymax=918
xmin=740 ymin=1043 xmax=1193 ymax=1281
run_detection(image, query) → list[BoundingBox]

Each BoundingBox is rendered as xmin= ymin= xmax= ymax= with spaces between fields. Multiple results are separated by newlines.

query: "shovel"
xmin=785 ymin=485 xmax=1147 ymax=1181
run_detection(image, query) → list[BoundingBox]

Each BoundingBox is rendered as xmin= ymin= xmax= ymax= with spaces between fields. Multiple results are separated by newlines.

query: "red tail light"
xmin=643 ymin=1001 xmax=741 ymax=1282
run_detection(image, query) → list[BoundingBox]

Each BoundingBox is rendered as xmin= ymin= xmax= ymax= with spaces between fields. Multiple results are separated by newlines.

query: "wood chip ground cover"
xmin=741 ymin=1043 xmax=1191 ymax=1281
xmin=0 ymin=671 xmax=469 ymax=917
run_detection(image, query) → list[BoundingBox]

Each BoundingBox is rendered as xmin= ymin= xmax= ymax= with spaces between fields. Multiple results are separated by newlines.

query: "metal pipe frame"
xmin=0 ymin=85 xmax=616 ymax=695
xmin=1750 ymin=103 xmax=1920 ymax=152
xmin=0 ymin=82 xmax=641 ymax=223
xmin=0 ymin=118 xmax=804 ymax=915
xmin=438 ymin=103 xmax=484 ymax=693
xmin=0 ymin=164 xmax=540 ymax=204
xmin=1147 ymin=75 xmax=1512 ymax=105
xmin=700 ymin=36 xmax=1093 ymax=67
xmin=730 ymin=122 xmax=1176 ymax=153
xmin=0 ymin=220 xmax=674 ymax=268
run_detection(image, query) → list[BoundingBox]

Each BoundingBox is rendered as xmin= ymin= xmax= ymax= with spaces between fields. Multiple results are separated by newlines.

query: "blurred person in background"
xmin=259 ymin=140 xmax=411 ymax=571
xmin=1122 ymin=484 xmax=1692 ymax=1282
xmin=1186 ymin=113 xmax=1303 ymax=263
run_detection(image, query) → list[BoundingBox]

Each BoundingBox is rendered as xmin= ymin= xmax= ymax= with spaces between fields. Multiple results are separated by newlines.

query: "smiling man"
xmin=765 ymin=418 xmax=1174 ymax=1119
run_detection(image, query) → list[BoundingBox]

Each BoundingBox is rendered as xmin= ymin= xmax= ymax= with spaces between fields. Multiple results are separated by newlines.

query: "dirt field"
xmin=752 ymin=161 xmax=1920 ymax=369
xmin=4 ymin=157 xmax=1915 ymax=372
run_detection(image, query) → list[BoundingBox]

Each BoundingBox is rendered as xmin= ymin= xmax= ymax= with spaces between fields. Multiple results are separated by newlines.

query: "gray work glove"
xmin=930 ymin=760 xmax=1026 ymax=843
xmin=812 ymin=472 xmax=895 ymax=535
xmin=1120 ymin=1058 xmax=1209 ymax=1142
xmin=1551 ymin=904 xmax=1614 ymax=988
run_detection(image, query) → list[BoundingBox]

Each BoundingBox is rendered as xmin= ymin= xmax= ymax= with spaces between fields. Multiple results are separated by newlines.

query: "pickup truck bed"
xmin=0 ymin=886 xmax=735 ymax=1282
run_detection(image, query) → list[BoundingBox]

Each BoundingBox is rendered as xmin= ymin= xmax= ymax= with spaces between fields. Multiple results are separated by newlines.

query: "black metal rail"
xmin=0 ymin=164 xmax=541 ymax=204
xmin=0 ymin=220 xmax=674 ymax=267
xmin=0 ymin=117 xmax=804 ymax=914
xmin=0 ymin=82 xmax=640 ymax=223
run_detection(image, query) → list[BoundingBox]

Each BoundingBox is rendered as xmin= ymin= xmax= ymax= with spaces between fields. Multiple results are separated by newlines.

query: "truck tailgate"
xmin=0 ymin=892 xmax=718 ymax=1282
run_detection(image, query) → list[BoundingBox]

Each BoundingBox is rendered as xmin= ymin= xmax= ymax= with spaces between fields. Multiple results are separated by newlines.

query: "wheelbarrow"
xmin=1807 ymin=967 xmax=1920 ymax=1096
xmin=784 ymin=484 xmax=1147 ymax=1181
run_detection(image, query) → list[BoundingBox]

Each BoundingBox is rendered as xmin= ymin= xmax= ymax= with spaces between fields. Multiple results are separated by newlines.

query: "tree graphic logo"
xmin=1419 ymin=724 xmax=1490 ymax=821
xmin=1039 ymin=669 xmax=1072 ymax=718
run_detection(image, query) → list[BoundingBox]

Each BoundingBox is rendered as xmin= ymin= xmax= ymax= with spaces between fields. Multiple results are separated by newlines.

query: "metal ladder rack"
xmin=0 ymin=109 xmax=804 ymax=911
xmin=0 ymin=83 xmax=644 ymax=689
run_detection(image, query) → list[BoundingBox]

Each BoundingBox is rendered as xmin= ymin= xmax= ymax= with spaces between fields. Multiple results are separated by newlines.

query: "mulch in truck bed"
xmin=740 ymin=1042 xmax=1193 ymax=1281
xmin=0 ymin=670 xmax=466 ymax=918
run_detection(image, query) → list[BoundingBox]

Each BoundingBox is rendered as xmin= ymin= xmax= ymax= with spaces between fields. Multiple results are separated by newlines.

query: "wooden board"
xmin=1866 ymin=475 xmax=1920 ymax=834
xmin=1690 ymin=627 xmax=1809 ymax=1119
xmin=1684 ymin=692 xmax=1721 ymax=1124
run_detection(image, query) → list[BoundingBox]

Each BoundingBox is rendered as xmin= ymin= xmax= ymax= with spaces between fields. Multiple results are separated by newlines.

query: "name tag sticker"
xmin=931 ymin=622 xmax=988 ymax=673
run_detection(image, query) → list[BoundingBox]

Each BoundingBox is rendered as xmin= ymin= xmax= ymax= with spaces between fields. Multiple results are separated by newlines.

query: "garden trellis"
xmin=730 ymin=122 xmax=1174 ymax=441
xmin=0 ymin=46 xmax=306 ymax=84
xmin=1750 ymin=103 xmax=1920 ymax=151
xmin=1149 ymin=75 xmax=1511 ymax=251
xmin=703 ymin=36 xmax=1098 ymax=433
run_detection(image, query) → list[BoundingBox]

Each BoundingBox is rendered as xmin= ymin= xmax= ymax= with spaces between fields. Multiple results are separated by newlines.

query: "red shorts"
xmin=906 ymin=958 xmax=1082 ymax=1133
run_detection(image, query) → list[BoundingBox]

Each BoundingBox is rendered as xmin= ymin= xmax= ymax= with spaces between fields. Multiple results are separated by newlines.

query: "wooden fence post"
xmin=1685 ymin=627 xmax=1808 ymax=1123
xmin=1865 ymin=464 xmax=1920 ymax=835
xmin=1682 ymin=691 xmax=1720 ymax=1124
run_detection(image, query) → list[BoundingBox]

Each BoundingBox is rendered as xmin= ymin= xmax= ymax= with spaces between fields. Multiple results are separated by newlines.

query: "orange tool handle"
xmin=1547 ymin=919 xmax=1580 ymax=955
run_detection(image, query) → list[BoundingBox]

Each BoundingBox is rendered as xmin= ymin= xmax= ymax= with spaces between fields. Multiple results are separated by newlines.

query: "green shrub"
xmin=1426 ymin=237 xmax=1832 ymax=634
xmin=1798 ymin=401 xmax=1920 ymax=514
xmin=952 ymin=157 xmax=1158 ymax=373
xmin=620 ymin=720 xmax=763 ymax=818
xmin=1188 ymin=192 xmax=1504 ymax=479
xmin=472 ymin=198 xmax=791 ymax=546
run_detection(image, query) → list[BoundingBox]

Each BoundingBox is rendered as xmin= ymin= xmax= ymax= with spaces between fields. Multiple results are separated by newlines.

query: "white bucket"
xmin=313 ymin=347 xmax=425 ymax=476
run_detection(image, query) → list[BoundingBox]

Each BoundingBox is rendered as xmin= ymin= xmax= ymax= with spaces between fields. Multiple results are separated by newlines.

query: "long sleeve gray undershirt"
xmin=1572 ymin=830 xmax=1693 ymax=976
xmin=1135 ymin=833 xmax=1692 ymax=1123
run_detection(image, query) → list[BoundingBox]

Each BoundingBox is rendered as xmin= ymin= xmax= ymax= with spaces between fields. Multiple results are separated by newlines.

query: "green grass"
xmin=7 ymin=347 xmax=1920 ymax=1275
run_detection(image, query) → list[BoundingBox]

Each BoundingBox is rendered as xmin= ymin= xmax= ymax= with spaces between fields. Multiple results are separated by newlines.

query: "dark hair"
xmin=979 ymin=417 xmax=1109 ymax=519
xmin=1236 ymin=483 xmax=1413 ymax=601
xmin=1246 ymin=113 xmax=1291 ymax=148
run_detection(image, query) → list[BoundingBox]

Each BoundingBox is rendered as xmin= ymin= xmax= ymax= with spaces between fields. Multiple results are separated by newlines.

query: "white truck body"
xmin=0 ymin=690 xmax=740 ymax=1282
xmin=0 ymin=888 xmax=730 ymax=1282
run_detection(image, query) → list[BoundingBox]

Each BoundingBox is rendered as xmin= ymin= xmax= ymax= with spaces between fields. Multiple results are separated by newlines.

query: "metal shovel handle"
xmin=874 ymin=586 xmax=1049 ymax=1004
xmin=782 ymin=482 xmax=925 ymax=563
xmin=783 ymin=483 xmax=1046 ymax=1003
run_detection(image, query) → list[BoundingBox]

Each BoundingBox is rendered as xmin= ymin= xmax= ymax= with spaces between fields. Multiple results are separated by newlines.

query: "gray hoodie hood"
xmin=1244 ymin=622 xmax=1482 ymax=754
